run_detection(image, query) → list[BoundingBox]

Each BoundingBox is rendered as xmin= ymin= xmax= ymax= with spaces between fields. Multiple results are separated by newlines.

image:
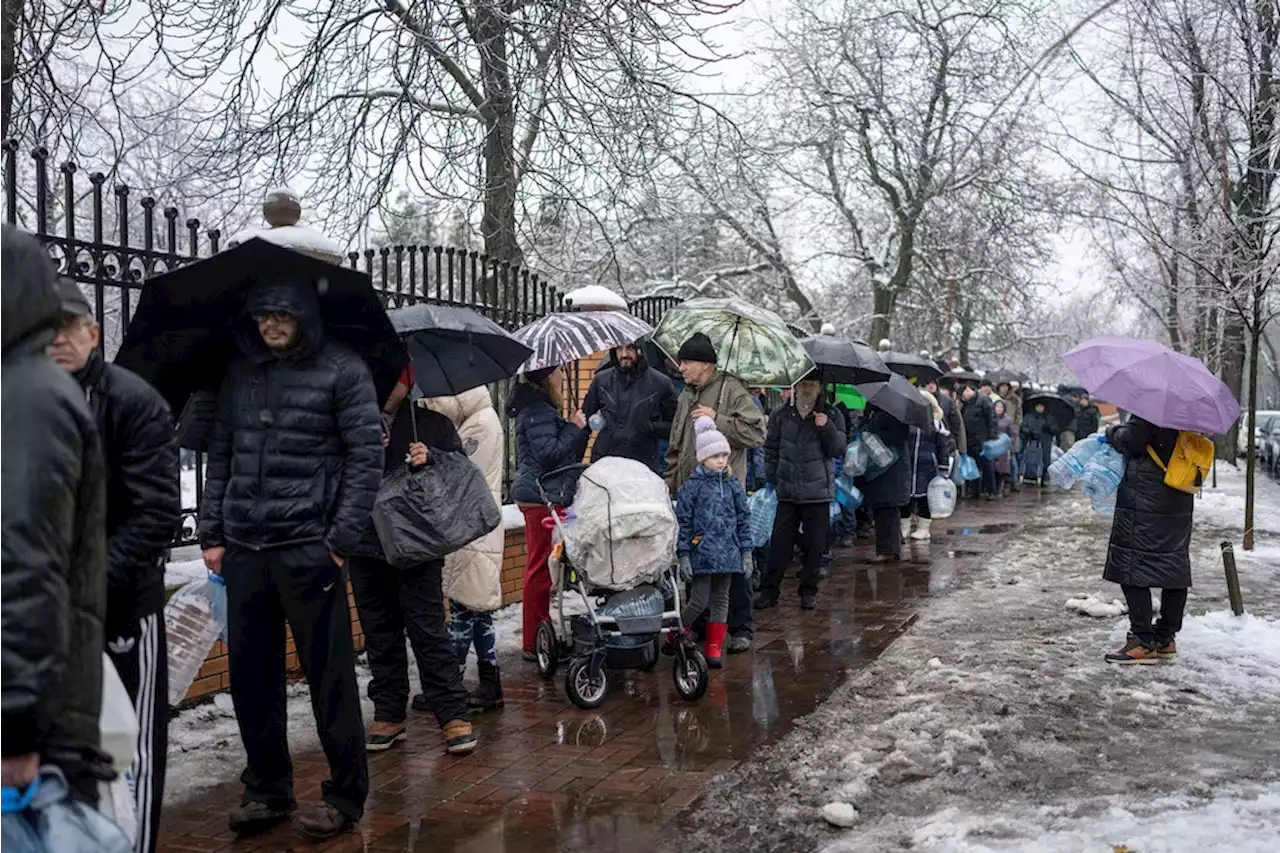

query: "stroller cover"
xmin=562 ymin=457 xmax=677 ymax=590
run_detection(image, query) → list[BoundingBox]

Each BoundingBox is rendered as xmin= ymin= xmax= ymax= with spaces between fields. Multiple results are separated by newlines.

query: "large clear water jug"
xmin=927 ymin=475 xmax=957 ymax=519
xmin=164 ymin=576 xmax=224 ymax=707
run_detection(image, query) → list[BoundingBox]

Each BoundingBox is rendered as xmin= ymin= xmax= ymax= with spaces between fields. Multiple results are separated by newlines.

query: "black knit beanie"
xmin=677 ymin=332 xmax=717 ymax=364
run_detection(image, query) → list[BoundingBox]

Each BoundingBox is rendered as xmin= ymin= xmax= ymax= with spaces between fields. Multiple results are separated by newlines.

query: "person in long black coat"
xmin=961 ymin=384 xmax=998 ymax=499
xmin=860 ymin=407 xmax=911 ymax=562
xmin=1102 ymin=416 xmax=1195 ymax=665
xmin=347 ymin=368 xmax=477 ymax=757
xmin=1020 ymin=403 xmax=1057 ymax=485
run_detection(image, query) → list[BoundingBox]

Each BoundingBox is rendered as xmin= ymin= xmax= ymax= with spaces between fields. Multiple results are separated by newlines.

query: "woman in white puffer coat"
xmin=420 ymin=387 xmax=506 ymax=711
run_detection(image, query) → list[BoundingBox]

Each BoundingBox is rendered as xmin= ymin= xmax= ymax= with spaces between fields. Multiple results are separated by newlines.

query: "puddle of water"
xmin=946 ymin=522 xmax=1018 ymax=536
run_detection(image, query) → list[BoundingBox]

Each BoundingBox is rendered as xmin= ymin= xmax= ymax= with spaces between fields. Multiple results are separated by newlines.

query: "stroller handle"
xmin=536 ymin=463 xmax=591 ymax=503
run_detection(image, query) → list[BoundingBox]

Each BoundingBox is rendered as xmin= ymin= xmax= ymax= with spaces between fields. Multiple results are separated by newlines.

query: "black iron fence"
xmin=4 ymin=143 xmax=680 ymax=547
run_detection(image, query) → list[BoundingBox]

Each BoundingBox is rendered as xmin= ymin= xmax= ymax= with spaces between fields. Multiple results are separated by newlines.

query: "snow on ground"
xmin=1195 ymin=460 xmax=1280 ymax=537
xmin=164 ymin=601 xmax=527 ymax=806
xmin=684 ymin=472 xmax=1280 ymax=853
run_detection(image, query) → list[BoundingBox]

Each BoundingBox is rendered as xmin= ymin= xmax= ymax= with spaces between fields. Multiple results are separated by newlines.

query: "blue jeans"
xmin=449 ymin=601 xmax=498 ymax=666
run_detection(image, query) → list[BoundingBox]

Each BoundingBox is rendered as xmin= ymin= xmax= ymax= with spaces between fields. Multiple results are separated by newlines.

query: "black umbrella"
xmin=1058 ymin=383 xmax=1089 ymax=398
xmin=801 ymin=335 xmax=891 ymax=386
xmin=388 ymin=303 xmax=533 ymax=397
xmin=857 ymin=372 xmax=932 ymax=429
xmin=883 ymin=351 xmax=943 ymax=384
xmin=115 ymin=238 xmax=408 ymax=415
xmin=1025 ymin=392 xmax=1076 ymax=433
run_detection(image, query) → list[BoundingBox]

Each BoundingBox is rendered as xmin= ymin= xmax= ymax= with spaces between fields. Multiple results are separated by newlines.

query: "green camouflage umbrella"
xmin=653 ymin=298 xmax=813 ymax=387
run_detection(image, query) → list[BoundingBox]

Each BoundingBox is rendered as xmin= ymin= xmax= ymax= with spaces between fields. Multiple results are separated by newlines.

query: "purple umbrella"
xmin=1063 ymin=336 xmax=1241 ymax=434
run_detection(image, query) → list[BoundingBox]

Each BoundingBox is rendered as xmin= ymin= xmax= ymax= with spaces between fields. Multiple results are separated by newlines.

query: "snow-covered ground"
xmin=685 ymin=465 xmax=1280 ymax=852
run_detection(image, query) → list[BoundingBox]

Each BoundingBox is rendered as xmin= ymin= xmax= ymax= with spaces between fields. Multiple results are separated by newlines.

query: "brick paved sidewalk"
xmin=157 ymin=492 xmax=1048 ymax=852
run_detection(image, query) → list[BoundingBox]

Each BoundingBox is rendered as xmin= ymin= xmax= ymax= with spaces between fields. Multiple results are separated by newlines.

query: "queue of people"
xmin=1 ymin=219 xmax=1207 ymax=848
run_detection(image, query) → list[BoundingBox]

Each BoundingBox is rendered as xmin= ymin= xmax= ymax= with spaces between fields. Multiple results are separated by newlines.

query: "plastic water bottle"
xmin=164 ymin=577 xmax=222 ymax=707
xmin=835 ymin=475 xmax=863 ymax=511
xmin=1048 ymin=435 xmax=1104 ymax=488
xmin=1080 ymin=445 xmax=1124 ymax=501
xmin=588 ymin=412 xmax=605 ymax=432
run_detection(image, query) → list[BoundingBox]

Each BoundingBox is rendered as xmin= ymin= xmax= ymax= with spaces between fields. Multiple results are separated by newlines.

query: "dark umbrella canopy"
xmin=857 ymin=372 xmax=932 ymax=429
xmin=1025 ymin=392 xmax=1076 ymax=433
xmin=115 ymin=238 xmax=408 ymax=415
xmin=801 ymin=335 xmax=891 ymax=386
xmin=1058 ymin=383 xmax=1089 ymax=398
xmin=884 ymin=351 xmax=943 ymax=383
xmin=388 ymin=303 xmax=533 ymax=397
xmin=944 ymin=368 xmax=983 ymax=386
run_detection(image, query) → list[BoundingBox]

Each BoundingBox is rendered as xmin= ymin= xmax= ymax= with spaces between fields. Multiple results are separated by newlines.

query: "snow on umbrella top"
xmin=653 ymin=297 xmax=813 ymax=387
xmin=227 ymin=188 xmax=345 ymax=265
xmin=1063 ymin=336 xmax=1241 ymax=434
xmin=514 ymin=310 xmax=654 ymax=372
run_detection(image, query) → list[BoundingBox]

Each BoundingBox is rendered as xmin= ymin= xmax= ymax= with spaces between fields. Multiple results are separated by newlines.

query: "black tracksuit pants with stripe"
xmin=106 ymin=610 xmax=169 ymax=853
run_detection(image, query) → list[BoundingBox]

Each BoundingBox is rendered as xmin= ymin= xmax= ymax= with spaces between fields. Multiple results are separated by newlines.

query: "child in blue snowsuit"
xmin=675 ymin=417 xmax=754 ymax=668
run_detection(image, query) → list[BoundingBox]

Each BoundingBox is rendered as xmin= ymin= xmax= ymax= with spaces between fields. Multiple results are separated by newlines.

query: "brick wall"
xmin=181 ymin=352 xmax=607 ymax=703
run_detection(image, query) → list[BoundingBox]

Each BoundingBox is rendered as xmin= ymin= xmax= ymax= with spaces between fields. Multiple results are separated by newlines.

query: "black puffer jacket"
xmin=764 ymin=401 xmax=846 ymax=504
xmin=1076 ymin=403 xmax=1101 ymax=438
xmin=508 ymin=381 xmax=589 ymax=506
xmin=2 ymin=227 xmax=108 ymax=772
xmin=1103 ymin=417 xmax=1194 ymax=589
xmin=76 ymin=351 xmax=181 ymax=636
xmin=583 ymin=351 xmax=676 ymax=472
xmin=199 ymin=280 xmax=383 ymax=555
xmin=962 ymin=392 xmax=997 ymax=453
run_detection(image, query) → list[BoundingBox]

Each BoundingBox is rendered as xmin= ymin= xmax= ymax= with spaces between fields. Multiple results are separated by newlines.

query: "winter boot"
xmin=900 ymin=518 xmax=913 ymax=541
xmin=365 ymin=720 xmax=406 ymax=752
xmin=468 ymin=662 xmax=505 ymax=711
xmin=442 ymin=719 xmax=478 ymax=755
xmin=910 ymin=519 xmax=932 ymax=541
xmin=1155 ymin=639 xmax=1177 ymax=660
xmin=705 ymin=622 xmax=728 ymax=669
xmin=1105 ymin=634 xmax=1160 ymax=665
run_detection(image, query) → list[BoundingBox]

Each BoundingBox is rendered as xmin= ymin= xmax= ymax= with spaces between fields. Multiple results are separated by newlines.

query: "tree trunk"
xmin=475 ymin=3 xmax=523 ymax=282
xmin=1221 ymin=306 xmax=1246 ymax=457
xmin=868 ymin=285 xmax=897 ymax=346
xmin=1 ymin=0 xmax=18 ymax=140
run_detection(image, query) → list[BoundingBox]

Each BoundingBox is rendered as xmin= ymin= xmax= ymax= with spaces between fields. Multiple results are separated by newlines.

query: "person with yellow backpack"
xmin=1101 ymin=416 xmax=1211 ymax=665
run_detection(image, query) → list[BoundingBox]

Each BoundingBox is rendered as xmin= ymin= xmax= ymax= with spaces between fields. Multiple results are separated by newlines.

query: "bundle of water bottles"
xmin=1047 ymin=432 xmax=1125 ymax=514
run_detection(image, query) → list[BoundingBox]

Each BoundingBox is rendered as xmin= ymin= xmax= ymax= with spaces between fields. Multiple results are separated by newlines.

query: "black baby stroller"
xmin=534 ymin=459 xmax=709 ymax=709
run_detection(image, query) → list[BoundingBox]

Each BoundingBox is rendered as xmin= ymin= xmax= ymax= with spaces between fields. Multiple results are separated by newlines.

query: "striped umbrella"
xmin=513 ymin=311 xmax=654 ymax=372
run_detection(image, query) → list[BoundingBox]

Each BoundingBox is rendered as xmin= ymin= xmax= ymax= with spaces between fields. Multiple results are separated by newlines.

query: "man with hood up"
xmin=200 ymin=278 xmax=383 ymax=840
xmin=583 ymin=341 xmax=677 ymax=473
xmin=2 ymin=226 xmax=112 ymax=813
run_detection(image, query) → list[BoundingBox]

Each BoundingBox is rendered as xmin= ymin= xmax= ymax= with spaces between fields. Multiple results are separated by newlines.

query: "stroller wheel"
xmin=535 ymin=620 xmax=559 ymax=680
xmin=566 ymin=657 xmax=608 ymax=709
xmin=673 ymin=646 xmax=709 ymax=702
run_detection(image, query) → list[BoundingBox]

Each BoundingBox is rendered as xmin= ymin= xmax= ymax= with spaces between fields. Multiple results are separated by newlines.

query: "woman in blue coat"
xmin=675 ymin=418 xmax=753 ymax=668
xmin=507 ymin=367 xmax=588 ymax=662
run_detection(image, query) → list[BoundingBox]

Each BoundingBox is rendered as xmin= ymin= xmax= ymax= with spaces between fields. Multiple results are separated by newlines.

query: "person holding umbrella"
xmin=198 ymin=276 xmax=383 ymax=840
xmin=754 ymin=370 xmax=846 ymax=611
xmin=509 ymin=366 xmax=590 ymax=663
xmin=860 ymin=403 xmax=913 ymax=562
xmin=345 ymin=366 xmax=477 ymax=758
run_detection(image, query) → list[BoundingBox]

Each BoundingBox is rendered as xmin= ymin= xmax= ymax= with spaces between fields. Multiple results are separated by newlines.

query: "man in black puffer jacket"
xmin=2 ymin=226 xmax=111 ymax=808
xmin=962 ymin=383 xmax=999 ymax=499
xmin=755 ymin=373 xmax=846 ymax=611
xmin=583 ymin=342 xmax=676 ymax=473
xmin=48 ymin=278 xmax=180 ymax=852
xmin=200 ymin=278 xmax=382 ymax=841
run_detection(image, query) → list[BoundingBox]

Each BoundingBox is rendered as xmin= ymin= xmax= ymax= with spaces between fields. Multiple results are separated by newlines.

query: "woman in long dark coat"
xmin=1102 ymin=416 xmax=1195 ymax=665
xmin=1020 ymin=402 xmax=1056 ymax=486
xmin=900 ymin=390 xmax=954 ymax=542
xmin=860 ymin=406 xmax=911 ymax=562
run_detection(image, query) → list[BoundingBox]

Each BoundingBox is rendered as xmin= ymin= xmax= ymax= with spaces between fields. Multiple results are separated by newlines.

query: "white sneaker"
xmin=900 ymin=519 xmax=913 ymax=541
xmin=910 ymin=519 xmax=932 ymax=540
